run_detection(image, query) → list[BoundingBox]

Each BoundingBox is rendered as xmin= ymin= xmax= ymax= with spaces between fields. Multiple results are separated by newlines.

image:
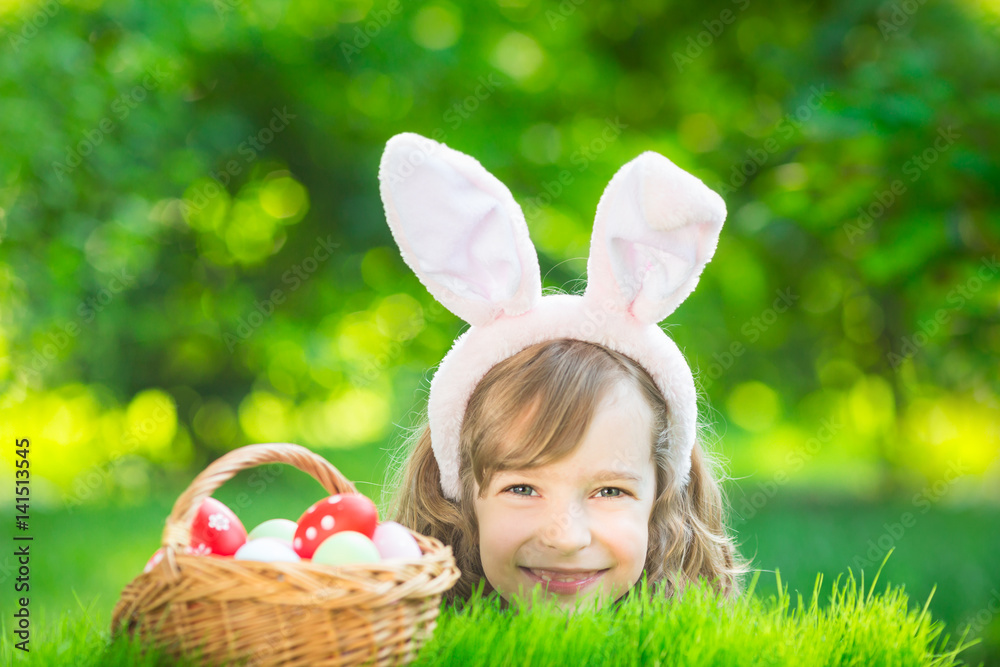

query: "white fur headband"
xmin=378 ymin=132 xmax=726 ymax=502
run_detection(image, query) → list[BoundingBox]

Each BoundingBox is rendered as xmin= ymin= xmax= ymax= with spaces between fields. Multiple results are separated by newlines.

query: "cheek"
xmin=476 ymin=505 xmax=529 ymax=554
xmin=605 ymin=509 xmax=650 ymax=566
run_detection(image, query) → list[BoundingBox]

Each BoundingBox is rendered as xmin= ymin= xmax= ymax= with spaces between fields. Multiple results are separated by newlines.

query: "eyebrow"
xmin=497 ymin=469 xmax=644 ymax=485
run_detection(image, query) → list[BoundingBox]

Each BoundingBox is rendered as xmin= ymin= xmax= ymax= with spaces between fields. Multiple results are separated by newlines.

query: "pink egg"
xmin=372 ymin=521 xmax=422 ymax=560
xmin=143 ymin=547 xmax=165 ymax=573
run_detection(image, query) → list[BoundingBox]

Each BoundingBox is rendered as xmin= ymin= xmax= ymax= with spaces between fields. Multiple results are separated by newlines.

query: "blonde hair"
xmin=382 ymin=338 xmax=747 ymax=608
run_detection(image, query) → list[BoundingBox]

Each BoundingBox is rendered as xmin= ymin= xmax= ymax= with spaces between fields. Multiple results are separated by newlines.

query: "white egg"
xmin=234 ymin=537 xmax=301 ymax=563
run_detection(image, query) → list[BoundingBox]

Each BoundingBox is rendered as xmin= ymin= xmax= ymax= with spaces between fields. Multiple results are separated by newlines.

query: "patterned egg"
xmin=372 ymin=521 xmax=422 ymax=560
xmin=312 ymin=531 xmax=381 ymax=566
xmin=142 ymin=544 xmax=227 ymax=573
xmin=293 ymin=494 xmax=378 ymax=559
xmin=190 ymin=497 xmax=247 ymax=556
xmin=143 ymin=547 xmax=166 ymax=573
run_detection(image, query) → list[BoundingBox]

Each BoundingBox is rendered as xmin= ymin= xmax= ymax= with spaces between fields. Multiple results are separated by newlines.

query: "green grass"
xmin=424 ymin=566 xmax=976 ymax=667
xmin=730 ymin=494 xmax=1000 ymax=666
xmin=0 ymin=565 xmax=979 ymax=666
xmin=0 ymin=600 xmax=201 ymax=667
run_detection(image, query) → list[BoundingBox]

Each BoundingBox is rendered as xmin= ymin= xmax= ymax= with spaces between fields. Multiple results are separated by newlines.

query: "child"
xmin=377 ymin=132 xmax=746 ymax=613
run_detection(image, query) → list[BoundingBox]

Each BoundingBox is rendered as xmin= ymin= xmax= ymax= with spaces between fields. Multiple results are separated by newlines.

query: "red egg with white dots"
xmin=189 ymin=497 xmax=247 ymax=556
xmin=293 ymin=494 xmax=378 ymax=559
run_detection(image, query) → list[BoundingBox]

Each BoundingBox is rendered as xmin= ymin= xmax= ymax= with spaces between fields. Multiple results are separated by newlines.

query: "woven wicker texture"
xmin=111 ymin=443 xmax=461 ymax=666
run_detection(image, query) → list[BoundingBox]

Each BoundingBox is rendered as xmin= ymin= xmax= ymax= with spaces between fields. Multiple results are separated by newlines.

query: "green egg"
xmin=312 ymin=531 xmax=381 ymax=566
xmin=247 ymin=518 xmax=298 ymax=543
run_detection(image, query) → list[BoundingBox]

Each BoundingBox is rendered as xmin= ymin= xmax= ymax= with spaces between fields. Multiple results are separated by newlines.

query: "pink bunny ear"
xmin=379 ymin=133 xmax=542 ymax=327
xmin=584 ymin=151 xmax=726 ymax=324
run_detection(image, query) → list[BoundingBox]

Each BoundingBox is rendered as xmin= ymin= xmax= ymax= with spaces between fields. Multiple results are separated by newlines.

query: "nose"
xmin=538 ymin=502 xmax=591 ymax=553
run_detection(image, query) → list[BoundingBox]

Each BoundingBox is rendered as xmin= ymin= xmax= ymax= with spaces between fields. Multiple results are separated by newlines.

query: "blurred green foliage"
xmin=0 ymin=0 xmax=998 ymax=511
xmin=2 ymin=3 xmax=999 ymax=662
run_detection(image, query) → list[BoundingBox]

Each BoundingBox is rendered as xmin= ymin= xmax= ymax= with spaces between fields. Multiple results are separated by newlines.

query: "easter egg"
xmin=312 ymin=531 xmax=381 ymax=566
xmin=372 ymin=521 xmax=422 ymax=560
xmin=190 ymin=497 xmax=247 ymax=556
xmin=293 ymin=494 xmax=379 ymax=559
xmin=142 ymin=543 xmax=227 ymax=573
xmin=247 ymin=518 xmax=298 ymax=544
xmin=143 ymin=547 xmax=165 ymax=573
xmin=234 ymin=537 xmax=301 ymax=563
xmin=185 ymin=542 xmax=215 ymax=556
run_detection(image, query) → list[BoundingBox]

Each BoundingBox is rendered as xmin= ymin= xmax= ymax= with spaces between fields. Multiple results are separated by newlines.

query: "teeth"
xmin=528 ymin=568 xmax=599 ymax=583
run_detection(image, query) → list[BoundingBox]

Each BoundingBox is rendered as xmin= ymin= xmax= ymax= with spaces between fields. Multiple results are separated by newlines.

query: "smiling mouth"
xmin=520 ymin=567 xmax=609 ymax=583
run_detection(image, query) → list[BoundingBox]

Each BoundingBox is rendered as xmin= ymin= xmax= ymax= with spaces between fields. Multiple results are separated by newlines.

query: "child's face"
xmin=472 ymin=381 xmax=657 ymax=613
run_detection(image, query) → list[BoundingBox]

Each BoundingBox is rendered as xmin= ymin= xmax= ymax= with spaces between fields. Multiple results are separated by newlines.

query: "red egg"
xmin=293 ymin=494 xmax=378 ymax=559
xmin=190 ymin=497 xmax=247 ymax=556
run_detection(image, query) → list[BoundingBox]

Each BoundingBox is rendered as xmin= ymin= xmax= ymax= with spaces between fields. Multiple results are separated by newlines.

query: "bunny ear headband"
xmin=378 ymin=132 xmax=726 ymax=502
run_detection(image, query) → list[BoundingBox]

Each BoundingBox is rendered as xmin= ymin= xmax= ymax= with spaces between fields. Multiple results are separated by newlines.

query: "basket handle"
xmin=161 ymin=443 xmax=359 ymax=550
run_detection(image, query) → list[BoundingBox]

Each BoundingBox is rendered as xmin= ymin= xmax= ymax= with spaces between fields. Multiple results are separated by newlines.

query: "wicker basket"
xmin=111 ymin=443 xmax=461 ymax=666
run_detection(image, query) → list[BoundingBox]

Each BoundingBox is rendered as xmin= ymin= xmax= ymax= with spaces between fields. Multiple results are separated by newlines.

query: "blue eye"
xmin=598 ymin=487 xmax=636 ymax=499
